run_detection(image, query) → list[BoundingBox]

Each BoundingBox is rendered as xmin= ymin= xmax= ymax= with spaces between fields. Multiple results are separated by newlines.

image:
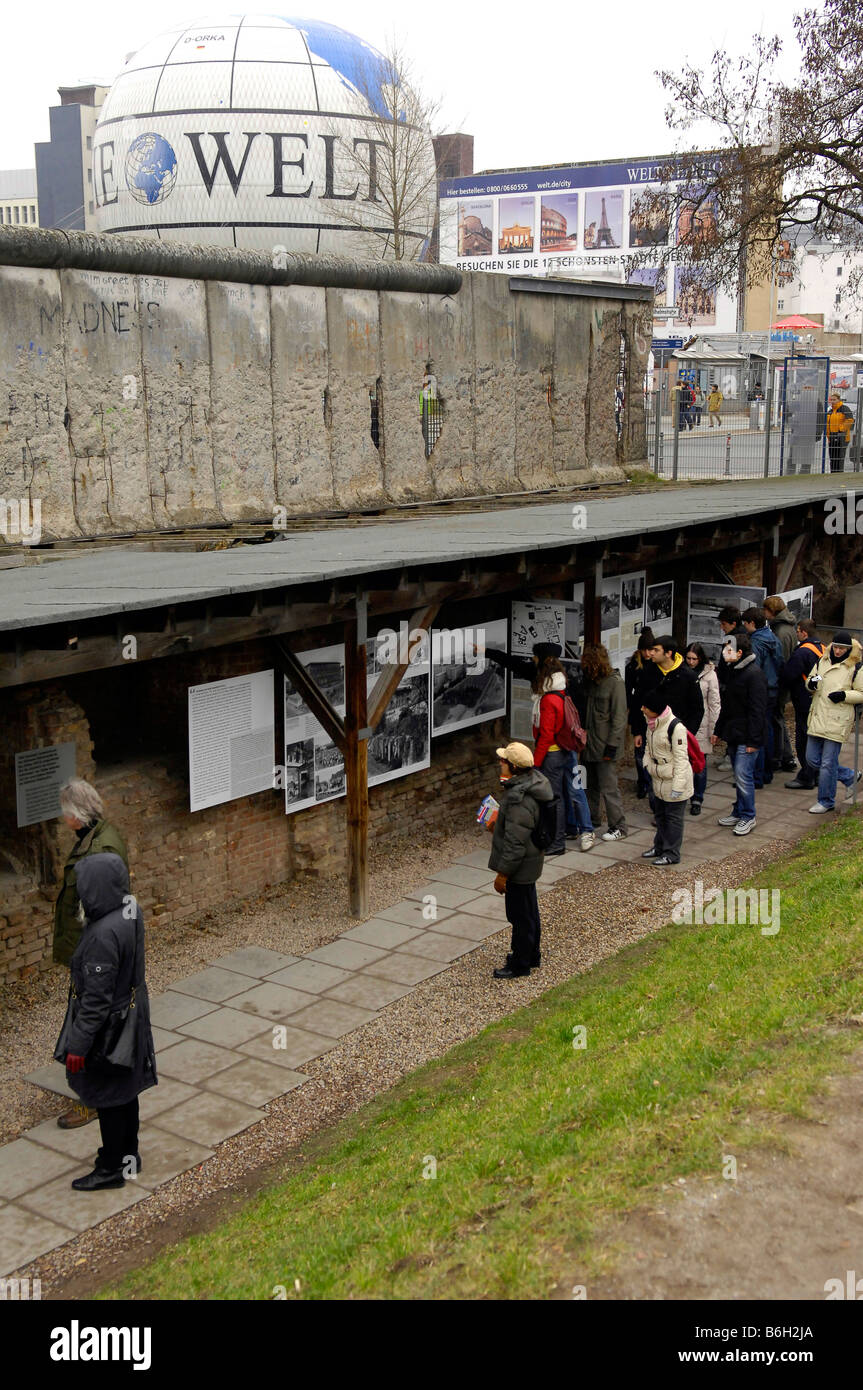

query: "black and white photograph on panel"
xmin=283 ymin=737 xmax=315 ymax=808
xmin=782 ymin=586 xmax=814 ymax=622
xmin=566 ymin=587 xmax=585 ymax=658
xmin=314 ymin=742 xmax=345 ymax=801
xmin=368 ymin=672 xmax=430 ymax=785
xmin=645 ymin=581 xmax=674 ymax=636
xmin=431 ymin=617 xmax=507 ymax=736
xmin=687 ymin=582 xmax=767 ymax=664
xmin=283 ymin=641 xmax=347 ymax=814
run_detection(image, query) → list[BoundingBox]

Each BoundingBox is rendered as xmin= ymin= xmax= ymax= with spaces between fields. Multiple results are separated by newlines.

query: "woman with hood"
xmin=684 ymin=643 xmax=720 ymax=816
xmin=805 ymin=630 xmax=863 ymax=813
xmin=55 ymin=852 xmax=157 ymax=1191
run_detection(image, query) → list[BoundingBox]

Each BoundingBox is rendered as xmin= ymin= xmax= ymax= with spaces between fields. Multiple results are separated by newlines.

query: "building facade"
xmin=34 ymin=85 xmax=109 ymax=232
xmin=0 ymin=170 xmax=39 ymax=228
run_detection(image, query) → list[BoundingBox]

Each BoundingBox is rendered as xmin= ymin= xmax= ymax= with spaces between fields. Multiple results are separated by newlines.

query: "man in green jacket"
xmin=53 ymin=779 xmax=128 ymax=1129
xmin=487 ymin=742 xmax=554 ymax=979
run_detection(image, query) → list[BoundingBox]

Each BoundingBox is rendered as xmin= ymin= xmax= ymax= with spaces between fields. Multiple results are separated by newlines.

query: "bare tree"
xmin=324 ymin=36 xmax=442 ymax=262
xmin=631 ymin=0 xmax=863 ymax=299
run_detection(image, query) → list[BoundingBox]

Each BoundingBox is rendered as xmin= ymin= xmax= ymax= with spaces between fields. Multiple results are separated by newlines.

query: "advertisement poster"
xmin=629 ymin=189 xmax=669 ymax=247
xmin=189 ymin=670 xmax=275 ymax=813
xmin=645 ymin=581 xmax=674 ymax=638
xmin=677 ymin=190 xmax=718 ymax=247
xmin=457 ymin=199 xmax=493 ymax=258
xmin=584 ymin=190 xmax=624 ymax=250
xmin=432 ymin=618 xmax=507 ymax=737
xmin=687 ymin=582 xmax=766 ymax=664
xmin=283 ymin=647 xmax=345 ymax=813
xmin=540 ymin=192 xmax=579 ymax=252
xmin=498 ymin=195 xmax=535 ymax=253
xmin=674 ymin=266 xmax=717 ymax=327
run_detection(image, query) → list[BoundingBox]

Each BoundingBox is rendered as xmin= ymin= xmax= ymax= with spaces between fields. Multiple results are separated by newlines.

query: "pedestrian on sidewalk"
xmin=693 ymin=384 xmax=705 ymax=426
xmin=685 ymin=643 xmax=720 ymax=815
xmin=639 ymin=700 xmax=694 ymax=866
xmin=826 ymin=394 xmax=854 ymax=473
xmin=646 ymin=636 xmax=705 ymax=734
xmin=763 ymin=594 xmax=801 ymax=773
xmin=625 ymin=628 xmax=658 ymax=802
xmin=529 ymin=649 xmax=571 ymax=857
xmin=55 ymin=853 xmax=157 ymax=1190
xmin=582 ymin=644 xmax=629 ymax=842
xmin=715 ymin=607 xmax=746 ymax=768
xmin=707 ymin=384 xmax=723 ymax=427
xmin=804 ymin=630 xmax=863 ymax=813
xmin=742 ymin=607 xmax=785 ymax=786
xmin=53 ymin=779 xmax=129 ymax=1132
xmin=712 ymin=635 xmax=768 ymax=836
xmin=783 ymin=619 xmax=825 ymax=790
xmin=487 ymin=742 xmax=554 ymax=979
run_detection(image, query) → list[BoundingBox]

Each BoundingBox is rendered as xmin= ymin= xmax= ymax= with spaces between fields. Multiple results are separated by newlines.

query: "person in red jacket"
xmin=531 ymin=649 xmax=569 ymax=855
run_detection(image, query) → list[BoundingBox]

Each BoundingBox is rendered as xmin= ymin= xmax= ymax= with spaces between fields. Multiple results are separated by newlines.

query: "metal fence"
xmin=643 ymin=381 xmax=863 ymax=481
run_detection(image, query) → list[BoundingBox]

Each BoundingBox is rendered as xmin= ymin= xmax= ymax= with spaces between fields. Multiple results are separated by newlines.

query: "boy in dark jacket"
xmin=782 ymin=619 xmax=825 ymax=789
xmin=646 ymin=637 xmax=705 ymax=734
xmin=712 ymin=636 xmax=768 ymax=835
xmin=487 ymin=742 xmax=554 ymax=979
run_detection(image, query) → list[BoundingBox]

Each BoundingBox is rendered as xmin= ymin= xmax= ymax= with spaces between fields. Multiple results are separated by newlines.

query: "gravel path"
xmin=5 ymin=776 xmax=807 ymax=1295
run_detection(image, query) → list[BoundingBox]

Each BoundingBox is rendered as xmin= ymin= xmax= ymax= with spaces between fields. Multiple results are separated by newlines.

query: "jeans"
xmin=504 ymin=881 xmax=541 ymax=971
xmin=539 ymin=748 xmax=568 ymax=852
xmin=727 ymin=744 xmax=758 ymax=820
xmin=692 ymin=765 xmax=707 ymax=803
xmin=97 ymin=1097 xmax=140 ymax=1173
xmin=653 ymin=797 xmax=687 ymax=861
xmin=806 ymin=735 xmax=855 ymax=808
xmin=563 ymin=750 xmax=593 ymax=834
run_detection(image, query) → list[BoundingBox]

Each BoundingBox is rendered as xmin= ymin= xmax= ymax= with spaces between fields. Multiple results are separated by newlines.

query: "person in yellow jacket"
xmin=707 ymin=384 xmax=723 ymax=427
xmin=826 ymin=394 xmax=854 ymax=473
xmin=805 ymin=630 xmax=863 ymax=812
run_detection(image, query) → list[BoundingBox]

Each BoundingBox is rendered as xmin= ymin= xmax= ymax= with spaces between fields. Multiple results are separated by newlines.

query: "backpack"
xmin=668 ymin=717 xmax=706 ymax=775
xmin=530 ymin=795 xmax=559 ymax=851
xmin=556 ymin=693 xmax=587 ymax=754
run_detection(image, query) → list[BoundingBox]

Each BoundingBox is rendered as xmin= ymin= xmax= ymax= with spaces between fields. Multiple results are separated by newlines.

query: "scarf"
xmin=531 ymin=669 xmax=567 ymax=727
xmin=646 ymin=705 xmax=672 ymax=731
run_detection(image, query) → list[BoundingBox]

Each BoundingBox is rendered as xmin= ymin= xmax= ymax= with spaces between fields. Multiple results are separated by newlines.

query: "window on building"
xmin=87 ymin=168 xmax=92 ymax=184
xmin=14 ymin=206 xmax=19 ymax=224
xmin=86 ymin=136 xmax=92 ymax=149
xmin=777 ymin=299 xmax=784 ymax=310
xmin=88 ymin=200 xmax=94 ymax=215
xmin=21 ymin=206 xmax=27 ymax=223
xmin=30 ymin=206 xmax=36 ymax=222
xmin=837 ymin=265 xmax=843 ymax=276
xmin=835 ymin=292 xmax=842 ymax=306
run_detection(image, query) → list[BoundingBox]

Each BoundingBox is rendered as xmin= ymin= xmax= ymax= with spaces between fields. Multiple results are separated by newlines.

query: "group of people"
xmin=485 ymin=602 xmax=863 ymax=978
xmin=675 ymin=380 xmax=724 ymax=430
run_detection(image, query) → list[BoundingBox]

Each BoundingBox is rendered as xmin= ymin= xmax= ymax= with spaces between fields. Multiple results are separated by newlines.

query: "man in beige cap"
xmin=486 ymin=742 xmax=554 ymax=979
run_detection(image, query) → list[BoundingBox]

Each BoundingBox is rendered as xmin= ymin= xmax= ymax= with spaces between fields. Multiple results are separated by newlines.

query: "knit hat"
xmin=495 ymin=742 xmax=535 ymax=769
xmin=832 ymin=630 xmax=852 ymax=647
xmin=532 ymin=642 xmax=562 ymax=661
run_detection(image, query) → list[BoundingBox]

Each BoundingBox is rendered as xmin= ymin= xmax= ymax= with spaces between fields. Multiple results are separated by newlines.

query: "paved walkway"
xmin=1 ymin=757 xmax=857 ymax=1276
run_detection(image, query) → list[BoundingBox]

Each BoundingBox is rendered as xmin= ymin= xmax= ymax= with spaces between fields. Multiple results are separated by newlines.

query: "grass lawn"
xmin=103 ymin=814 xmax=863 ymax=1301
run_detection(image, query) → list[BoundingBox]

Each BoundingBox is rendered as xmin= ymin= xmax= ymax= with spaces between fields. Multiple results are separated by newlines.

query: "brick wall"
xmin=729 ymin=547 xmax=765 ymax=588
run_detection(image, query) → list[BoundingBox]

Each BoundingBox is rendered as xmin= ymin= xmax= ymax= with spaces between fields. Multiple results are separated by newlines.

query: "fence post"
xmin=762 ymin=386 xmax=773 ymax=478
xmin=855 ymin=706 xmax=860 ymax=806
xmin=854 ymin=384 xmax=863 ymax=473
xmin=653 ymin=389 xmax=662 ymax=474
xmin=724 ymin=432 xmax=732 ymax=477
xmin=672 ymin=392 xmax=681 ymax=482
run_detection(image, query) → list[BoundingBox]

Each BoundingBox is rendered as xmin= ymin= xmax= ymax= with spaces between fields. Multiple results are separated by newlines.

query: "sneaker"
xmin=780 ymin=761 xmax=798 ymax=773
xmin=842 ymin=771 xmax=863 ymax=794
xmin=717 ymin=815 xmax=740 ymax=827
xmin=717 ymin=758 xmax=731 ymax=771
xmin=579 ymin=832 xmax=595 ymax=852
xmin=785 ymin=778 xmax=813 ymax=790
xmin=733 ymin=818 xmax=757 ymax=835
xmin=808 ymin=802 xmax=833 ymax=813
xmin=602 ymin=828 xmax=627 ymax=841
xmin=546 ymin=847 xmax=566 ymax=856
xmin=651 ymin=856 xmax=674 ymax=867
xmin=689 ymin=802 xmax=702 ymax=816
xmin=641 ymin=847 xmax=659 ymax=858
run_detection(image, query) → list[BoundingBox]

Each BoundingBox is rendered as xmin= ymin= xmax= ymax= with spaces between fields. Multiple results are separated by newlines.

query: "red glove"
xmin=66 ymin=1053 xmax=86 ymax=1073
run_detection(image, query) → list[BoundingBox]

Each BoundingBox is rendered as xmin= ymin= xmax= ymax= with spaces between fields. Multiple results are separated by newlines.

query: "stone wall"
xmin=0 ymin=264 xmax=650 ymax=541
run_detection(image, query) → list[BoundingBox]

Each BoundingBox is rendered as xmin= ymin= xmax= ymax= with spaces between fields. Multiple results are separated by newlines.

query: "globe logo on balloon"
xmin=125 ymin=134 xmax=178 ymax=206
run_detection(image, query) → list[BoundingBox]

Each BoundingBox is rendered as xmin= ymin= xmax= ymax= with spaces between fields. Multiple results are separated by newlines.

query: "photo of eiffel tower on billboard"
xmin=583 ymin=189 xmax=623 ymax=250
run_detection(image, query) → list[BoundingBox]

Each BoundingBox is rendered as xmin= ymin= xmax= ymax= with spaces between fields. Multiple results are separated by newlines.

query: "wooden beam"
xmin=271 ymin=637 xmax=346 ymax=753
xmin=344 ymin=617 xmax=369 ymax=918
xmin=367 ymin=603 xmax=441 ymax=731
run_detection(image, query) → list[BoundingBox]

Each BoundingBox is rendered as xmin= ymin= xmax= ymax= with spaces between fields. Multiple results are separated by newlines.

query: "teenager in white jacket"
xmin=685 ymin=644 xmax=721 ymax=816
xmin=640 ymin=699 xmax=694 ymax=866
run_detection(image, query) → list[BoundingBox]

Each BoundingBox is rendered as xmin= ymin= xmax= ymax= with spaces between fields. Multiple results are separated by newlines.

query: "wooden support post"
xmin=765 ymin=523 xmax=781 ymax=596
xmin=584 ymin=556 xmax=603 ymax=646
xmin=344 ymin=616 xmax=369 ymax=919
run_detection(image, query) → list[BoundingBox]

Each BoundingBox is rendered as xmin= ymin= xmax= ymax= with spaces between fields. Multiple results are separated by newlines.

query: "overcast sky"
xmin=1 ymin=1 xmax=804 ymax=172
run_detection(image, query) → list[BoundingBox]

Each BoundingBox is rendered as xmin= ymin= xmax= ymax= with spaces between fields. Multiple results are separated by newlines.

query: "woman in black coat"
xmin=55 ymin=852 xmax=157 ymax=1191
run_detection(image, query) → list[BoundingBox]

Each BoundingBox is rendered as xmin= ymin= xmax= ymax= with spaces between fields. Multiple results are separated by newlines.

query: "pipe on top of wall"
xmin=0 ymin=225 xmax=463 ymax=295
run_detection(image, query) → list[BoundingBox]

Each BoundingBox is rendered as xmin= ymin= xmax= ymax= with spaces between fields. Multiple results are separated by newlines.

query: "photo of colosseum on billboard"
xmin=498 ymin=196 xmax=535 ymax=253
xmin=457 ymin=199 xmax=493 ymax=257
xmin=540 ymin=193 xmax=579 ymax=252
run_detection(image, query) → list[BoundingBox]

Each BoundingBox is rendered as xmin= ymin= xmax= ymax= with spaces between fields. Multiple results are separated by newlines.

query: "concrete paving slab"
xmin=287 ymin=998 xmax=377 ymax=1038
xmin=239 ymin=1027 xmax=338 ymax=1069
xmin=427 ymin=912 xmax=504 ymax=941
xmin=134 ymin=1133 xmax=215 ymax=1191
xmin=0 ymin=1205 xmax=76 ymax=1277
xmin=323 ymin=975 xmax=414 ymax=1009
xmin=340 ymin=919 xmax=422 ymax=950
xmin=555 ymin=854 xmax=615 ymax=875
xmin=148 ymin=1093 xmax=263 ymax=1149
xmin=361 ymin=953 xmax=450 ymax=985
xmin=306 ymin=939 xmax=390 ymax=970
xmin=150 ymin=1025 xmax=182 ymax=1052
xmin=453 ymin=849 xmax=497 ymax=869
xmin=425 ymin=864 xmax=496 ymax=889
xmin=397 ymin=932 xmax=475 ymax=963
xmin=176 ymin=1005 xmax=279 ymax=1048
xmin=0 ymin=1138 xmax=79 ymax=1200
xmin=169 ymin=967 xmax=254 ymax=1004
xmin=137 ymin=1078 xmax=199 ymax=1118
xmin=23 ymin=1118 xmax=104 ymax=1160
xmin=457 ymin=893 xmax=511 ymax=921
xmin=218 ymin=981 xmax=318 ymax=1023
xmin=538 ymin=862 xmax=579 ymax=881
xmin=202 ymin=1057 xmax=308 ymax=1106
xmin=208 ymin=946 xmax=300 ymax=978
xmin=405 ymin=880 xmax=486 ymax=908
xmin=19 ymin=1171 xmax=149 ymax=1232
xmin=266 ymin=960 xmax=352 ymax=994
xmin=23 ymin=1063 xmax=76 ymax=1099
xmin=155 ymin=1037 xmax=249 ymax=1084
xmin=148 ymin=991 xmax=220 ymax=1030
xmin=374 ymin=901 xmax=455 ymax=930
